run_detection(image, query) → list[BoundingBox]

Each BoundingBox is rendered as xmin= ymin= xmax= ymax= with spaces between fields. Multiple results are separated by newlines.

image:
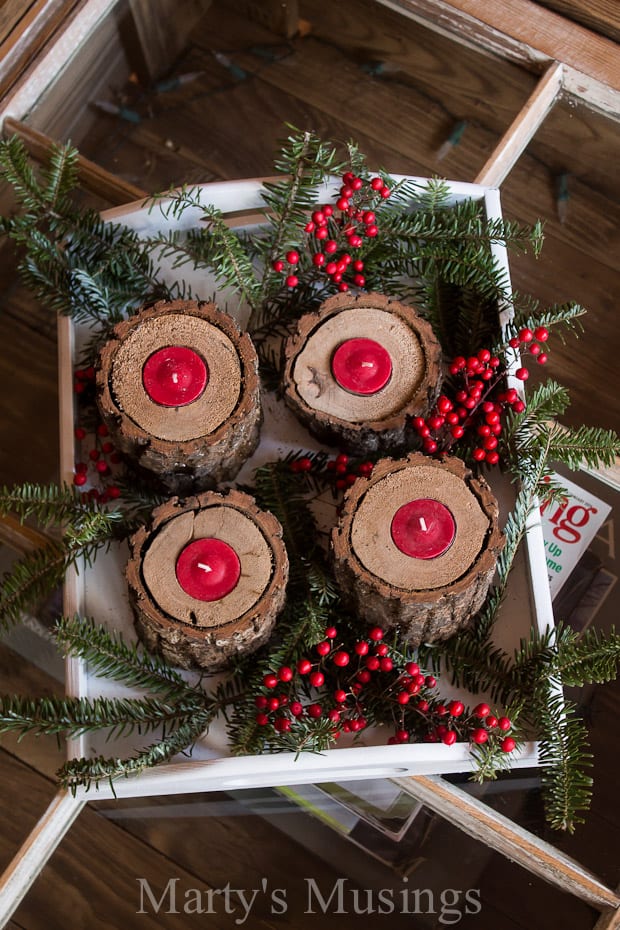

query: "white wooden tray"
xmin=58 ymin=176 xmax=555 ymax=800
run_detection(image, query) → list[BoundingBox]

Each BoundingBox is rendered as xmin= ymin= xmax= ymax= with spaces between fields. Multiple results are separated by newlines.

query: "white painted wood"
xmin=393 ymin=775 xmax=620 ymax=909
xmin=475 ymin=61 xmax=564 ymax=187
xmin=0 ymin=790 xmax=86 ymax=927
xmin=0 ymin=0 xmax=119 ymax=123
xmin=376 ymin=0 xmax=620 ymax=119
xmin=594 ymin=891 xmax=620 ymax=930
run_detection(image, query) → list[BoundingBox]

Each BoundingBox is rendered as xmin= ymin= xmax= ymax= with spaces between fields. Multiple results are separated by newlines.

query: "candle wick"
xmin=171 ymin=372 xmax=179 ymax=384
xmin=419 ymin=517 xmax=428 ymax=532
xmin=197 ymin=562 xmax=213 ymax=573
xmin=360 ymin=361 xmax=374 ymax=368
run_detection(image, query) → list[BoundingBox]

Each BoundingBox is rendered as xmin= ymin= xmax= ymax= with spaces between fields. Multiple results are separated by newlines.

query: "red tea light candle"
xmin=175 ymin=538 xmax=241 ymax=601
xmin=331 ymin=338 xmax=392 ymax=395
xmin=391 ymin=498 xmax=456 ymax=560
xmin=142 ymin=346 xmax=208 ymax=407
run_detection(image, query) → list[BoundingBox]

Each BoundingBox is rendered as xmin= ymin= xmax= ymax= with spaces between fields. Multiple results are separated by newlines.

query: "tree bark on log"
xmin=96 ymin=299 xmax=261 ymax=494
xmin=282 ymin=292 xmax=442 ymax=454
xmin=331 ymin=454 xmax=504 ymax=645
xmin=126 ymin=489 xmax=288 ymax=670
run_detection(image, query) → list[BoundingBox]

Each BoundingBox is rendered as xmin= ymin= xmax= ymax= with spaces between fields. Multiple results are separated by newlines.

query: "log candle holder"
xmin=331 ymin=453 xmax=504 ymax=645
xmin=126 ymin=489 xmax=289 ymax=670
xmin=282 ymin=292 xmax=442 ymax=453
xmin=96 ymin=299 xmax=261 ymax=492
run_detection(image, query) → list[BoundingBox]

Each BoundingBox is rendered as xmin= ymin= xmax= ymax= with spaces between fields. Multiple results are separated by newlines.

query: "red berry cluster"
xmin=325 ymin=452 xmax=374 ymax=491
xmin=508 ymin=325 xmax=550 ymax=380
xmin=254 ymin=624 xmax=516 ymax=754
xmin=272 ymin=171 xmax=390 ymax=293
xmin=289 ymin=452 xmax=374 ymax=492
xmin=73 ymin=369 xmax=123 ymax=501
xmin=411 ymin=328 xmax=550 ymax=465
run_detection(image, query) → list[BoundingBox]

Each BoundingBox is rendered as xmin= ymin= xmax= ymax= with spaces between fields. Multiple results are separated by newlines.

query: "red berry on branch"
xmin=354 ymin=641 xmax=369 ymax=656
xmin=73 ymin=473 xmax=87 ymax=486
xmin=316 ymin=640 xmax=331 ymax=656
xmin=312 ymin=210 xmax=325 ymax=225
xmin=370 ymin=177 xmax=384 ymax=190
xmin=519 ymin=327 xmax=533 ymax=343
xmin=508 ymin=337 xmax=520 ymax=349
xmin=365 ymin=225 xmax=378 ymax=237
xmin=336 ymin=197 xmax=350 ymax=211
xmin=529 ymin=343 xmax=541 ymax=356
xmin=515 ymin=367 xmax=529 ymax=381
xmin=74 ymin=426 xmax=86 ymax=440
xmin=352 ymin=177 xmax=364 ymax=191
xmin=513 ymin=400 xmax=526 ymax=413
xmin=272 ymin=259 xmax=285 ymax=272
xmin=498 ymin=716 xmax=512 ymax=731
xmin=285 ymin=275 xmax=299 ymax=288
xmin=379 ymin=656 xmax=393 ymax=672
xmin=324 ymin=625 xmax=337 ymax=639
xmin=501 ymin=737 xmax=516 ymax=753
xmin=278 ymin=666 xmax=293 ymax=682
xmin=297 ymin=658 xmax=312 ymax=675
xmin=334 ymin=689 xmax=348 ymax=703
xmin=471 ymin=728 xmax=488 ymax=744
xmin=406 ymin=662 xmax=420 ymax=676
xmin=473 ymin=448 xmax=486 ymax=462
xmin=486 ymin=715 xmax=499 ymax=728
xmin=333 ymin=651 xmax=350 ymax=667
xmin=263 ymin=673 xmax=278 ymax=689
xmin=268 ymin=697 xmax=280 ymax=711
xmin=443 ymin=730 xmax=458 ymax=746
xmin=369 ymin=626 xmax=384 ymax=641
xmin=309 ymin=671 xmax=325 ymax=687
xmin=425 ymin=675 xmax=437 ymax=688
xmin=534 ymin=326 xmax=549 ymax=342
xmin=303 ymin=222 xmax=315 ymax=234
xmin=380 ymin=187 xmax=391 ymax=198
xmin=307 ymin=703 xmax=323 ymax=718
xmin=537 ymin=353 xmax=548 ymax=364
xmin=315 ymin=227 xmax=328 ymax=240
xmin=365 ymin=656 xmax=380 ymax=671
xmin=290 ymin=701 xmax=303 ymax=717
xmin=448 ymin=700 xmax=465 ymax=717
xmin=473 ymin=703 xmax=491 ymax=718
xmin=325 ymin=240 xmax=338 ymax=254
xmin=313 ymin=252 xmax=326 ymax=267
xmin=256 ymin=712 xmax=269 ymax=726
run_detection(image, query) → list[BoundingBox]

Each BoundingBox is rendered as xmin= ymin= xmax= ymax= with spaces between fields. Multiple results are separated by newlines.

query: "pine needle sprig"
xmin=0 ymin=693 xmax=199 ymax=740
xmin=536 ymin=686 xmax=593 ymax=833
xmin=0 ymin=542 xmax=67 ymax=632
xmin=0 ymin=482 xmax=124 ymax=531
xmin=57 ymin=714 xmax=212 ymax=793
xmin=54 ymin=615 xmax=203 ymax=699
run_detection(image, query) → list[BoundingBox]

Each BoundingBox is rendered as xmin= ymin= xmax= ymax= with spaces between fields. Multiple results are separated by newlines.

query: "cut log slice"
xmin=282 ymin=292 xmax=442 ymax=453
xmin=331 ymin=453 xmax=504 ymax=646
xmin=126 ymin=489 xmax=289 ymax=670
xmin=96 ymin=299 xmax=261 ymax=493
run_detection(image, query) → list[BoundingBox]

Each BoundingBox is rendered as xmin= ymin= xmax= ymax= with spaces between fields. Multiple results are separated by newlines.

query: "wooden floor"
xmin=0 ymin=1 xmax=619 ymax=927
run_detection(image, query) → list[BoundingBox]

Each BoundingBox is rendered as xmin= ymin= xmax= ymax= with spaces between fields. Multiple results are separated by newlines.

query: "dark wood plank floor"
xmin=1 ymin=1 xmax=618 ymax=927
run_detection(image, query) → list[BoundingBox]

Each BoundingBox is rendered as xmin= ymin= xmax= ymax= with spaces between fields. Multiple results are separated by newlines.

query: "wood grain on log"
xmin=331 ymin=453 xmax=504 ymax=645
xmin=126 ymin=489 xmax=288 ymax=670
xmin=96 ymin=299 xmax=261 ymax=493
xmin=283 ymin=293 xmax=442 ymax=454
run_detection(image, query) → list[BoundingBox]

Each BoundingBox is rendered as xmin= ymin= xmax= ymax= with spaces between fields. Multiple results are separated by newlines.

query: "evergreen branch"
xmin=0 ymin=482 xmax=124 ymax=530
xmin=0 ymin=543 xmax=66 ymax=632
xmin=0 ymin=693 xmax=201 ymax=740
xmin=42 ymin=143 xmax=79 ymax=211
xmin=552 ymin=624 xmax=620 ymax=687
xmin=57 ymin=714 xmax=212 ymax=792
xmin=54 ymin=615 xmax=202 ymax=699
xmin=536 ymin=687 xmax=593 ymax=833
xmin=197 ymin=209 xmax=261 ymax=312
